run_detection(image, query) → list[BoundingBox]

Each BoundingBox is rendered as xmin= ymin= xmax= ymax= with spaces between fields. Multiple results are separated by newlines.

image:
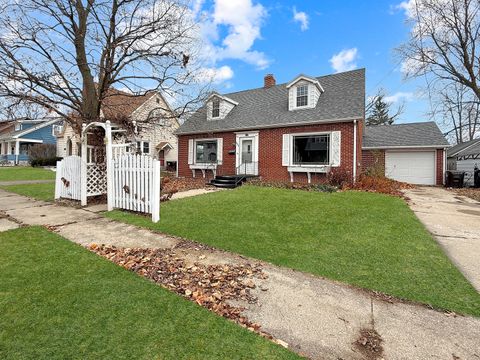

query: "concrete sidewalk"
xmin=405 ymin=187 xmax=480 ymax=292
xmin=0 ymin=179 xmax=55 ymax=186
xmin=1 ymin=188 xmax=480 ymax=359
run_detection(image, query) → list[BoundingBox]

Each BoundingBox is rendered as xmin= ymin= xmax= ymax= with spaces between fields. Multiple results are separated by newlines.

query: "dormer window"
xmin=212 ymin=98 xmax=220 ymax=118
xmin=287 ymin=75 xmax=324 ymax=111
xmin=206 ymin=93 xmax=238 ymax=120
xmin=296 ymin=85 xmax=308 ymax=107
xmin=14 ymin=123 xmax=21 ymax=131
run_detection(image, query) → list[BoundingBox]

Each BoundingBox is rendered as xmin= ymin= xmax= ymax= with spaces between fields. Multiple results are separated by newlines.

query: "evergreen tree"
xmin=366 ymin=90 xmax=403 ymax=126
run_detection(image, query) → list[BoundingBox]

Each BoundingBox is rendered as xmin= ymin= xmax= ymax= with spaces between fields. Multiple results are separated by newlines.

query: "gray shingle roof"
xmin=362 ymin=122 xmax=450 ymax=148
xmin=447 ymin=138 xmax=480 ymax=157
xmin=177 ymin=69 xmax=365 ymax=134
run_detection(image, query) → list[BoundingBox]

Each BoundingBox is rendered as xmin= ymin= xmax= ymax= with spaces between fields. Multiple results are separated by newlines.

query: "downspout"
xmin=443 ymin=148 xmax=447 ymax=185
xmin=175 ymin=135 xmax=179 ymax=178
xmin=353 ymin=120 xmax=357 ymax=182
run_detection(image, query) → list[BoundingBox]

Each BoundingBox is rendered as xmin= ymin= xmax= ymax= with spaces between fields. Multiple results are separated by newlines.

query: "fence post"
xmin=54 ymin=160 xmax=62 ymax=200
xmin=105 ymin=121 xmax=114 ymax=211
xmin=81 ymin=124 xmax=88 ymax=206
xmin=151 ymin=159 xmax=161 ymax=223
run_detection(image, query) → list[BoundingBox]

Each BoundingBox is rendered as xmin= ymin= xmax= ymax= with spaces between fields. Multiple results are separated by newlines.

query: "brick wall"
xmin=436 ymin=148 xmax=444 ymax=185
xmin=178 ymin=120 xmax=362 ymax=183
xmin=361 ymin=149 xmax=385 ymax=174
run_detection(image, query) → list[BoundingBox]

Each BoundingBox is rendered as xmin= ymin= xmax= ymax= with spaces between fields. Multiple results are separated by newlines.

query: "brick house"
xmin=176 ymin=69 xmax=449 ymax=186
xmin=176 ymin=69 xmax=365 ymax=185
xmin=56 ymin=88 xmax=179 ymax=169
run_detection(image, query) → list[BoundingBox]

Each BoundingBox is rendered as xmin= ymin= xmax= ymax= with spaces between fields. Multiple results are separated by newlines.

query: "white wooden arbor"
xmin=55 ymin=120 xmax=161 ymax=222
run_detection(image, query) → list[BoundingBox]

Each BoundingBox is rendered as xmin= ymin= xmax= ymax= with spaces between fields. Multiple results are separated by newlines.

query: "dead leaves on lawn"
xmin=89 ymin=244 xmax=267 ymax=334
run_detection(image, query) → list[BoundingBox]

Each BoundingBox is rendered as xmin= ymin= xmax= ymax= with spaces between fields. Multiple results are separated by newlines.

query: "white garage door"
xmin=385 ymin=151 xmax=435 ymax=185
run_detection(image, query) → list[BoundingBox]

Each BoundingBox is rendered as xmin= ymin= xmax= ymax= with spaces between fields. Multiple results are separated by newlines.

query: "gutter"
xmin=362 ymin=145 xmax=451 ymax=150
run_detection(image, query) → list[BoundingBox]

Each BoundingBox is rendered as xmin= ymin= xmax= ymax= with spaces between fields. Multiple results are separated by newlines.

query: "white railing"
xmin=55 ymin=156 xmax=82 ymax=200
xmin=111 ymin=154 xmax=160 ymax=222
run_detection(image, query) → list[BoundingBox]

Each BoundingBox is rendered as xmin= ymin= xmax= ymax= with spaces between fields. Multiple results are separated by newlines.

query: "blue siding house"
xmin=0 ymin=118 xmax=62 ymax=164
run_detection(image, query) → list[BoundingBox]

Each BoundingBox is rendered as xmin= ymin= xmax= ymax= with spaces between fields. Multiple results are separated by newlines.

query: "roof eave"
xmin=363 ymin=145 xmax=451 ymax=150
xmin=176 ymin=116 xmax=362 ymax=135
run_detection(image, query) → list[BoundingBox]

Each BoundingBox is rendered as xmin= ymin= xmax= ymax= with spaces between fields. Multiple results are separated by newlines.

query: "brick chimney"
xmin=264 ymin=74 xmax=276 ymax=88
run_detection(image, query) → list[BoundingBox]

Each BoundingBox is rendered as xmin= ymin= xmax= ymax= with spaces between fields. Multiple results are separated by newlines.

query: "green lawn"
xmin=0 ymin=166 xmax=55 ymax=181
xmin=106 ymin=186 xmax=480 ymax=317
xmin=0 ymin=226 xmax=298 ymax=360
xmin=0 ymin=182 xmax=55 ymax=201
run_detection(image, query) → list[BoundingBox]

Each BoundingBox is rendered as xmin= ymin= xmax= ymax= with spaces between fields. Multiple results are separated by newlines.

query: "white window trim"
xmin=296 ymin=84 xmax=309 ymax=108
xmin=287 ymin=131 xmax=332 ymax=168
xmin=136 ymin=140 xmax=150 ymax=155
xmin=193 ymin=138 xmax=219 ymax=165
xmin=284 ymin=131 xmax=340 ymax=183
xmin=189 ymin=138 xmax=219 ymax=178
xmin=14 ymin=123 xmax=21 ymax=131
xmin=211 ymin=99 xmax=220 ymax=119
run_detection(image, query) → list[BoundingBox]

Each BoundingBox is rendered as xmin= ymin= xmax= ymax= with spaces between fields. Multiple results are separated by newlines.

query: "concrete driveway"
xmin=405 ymin=186 xmax=480 ymax=292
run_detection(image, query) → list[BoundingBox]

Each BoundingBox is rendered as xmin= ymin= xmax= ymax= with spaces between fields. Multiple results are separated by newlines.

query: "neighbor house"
xmin=176 ymin=69 xmax=449 ymax=186
xmin=56 ymin=89 xmax=179 ymax=169
xmin=0 ymin=118 xmax=62 ymax=165
xmin=362 ymin=122 xmax=450 ymax=185
xmin=447 ymin=138 xmax=480 ymax=186
xmin=176 ymin=70 xmax=365 ymax=184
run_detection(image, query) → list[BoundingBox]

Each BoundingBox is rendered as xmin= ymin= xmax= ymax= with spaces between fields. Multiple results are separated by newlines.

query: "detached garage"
xmin=362 ymin=122 xmax=450 ymax=185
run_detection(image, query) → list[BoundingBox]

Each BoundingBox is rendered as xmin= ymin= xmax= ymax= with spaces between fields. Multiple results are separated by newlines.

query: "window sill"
xmin=290 ymin=105 xmax=314 ymax=111
xmin=190 ymin=163 xmax=218 ymax=169
xmin=287 ymin=165 xmax=330 ymax=184
xmin=190 ymin=163 xmax=217 ymax=178
xmin=287 ymin=165 xmax=329 ymax=173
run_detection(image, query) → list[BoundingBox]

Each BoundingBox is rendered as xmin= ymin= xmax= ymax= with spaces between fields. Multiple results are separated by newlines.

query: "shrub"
xmin=363 ymin=150 xmax=385 ymax=178
xmin=30 ymin=157 xmax=62 ymax=167
xmin=326 ymin=167 xmax=353 ymax=188
xmin=29 ymin=144 xmax=60 ymax=167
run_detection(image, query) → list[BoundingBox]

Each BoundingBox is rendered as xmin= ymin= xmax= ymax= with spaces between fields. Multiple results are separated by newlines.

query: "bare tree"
xmin=433 ymin=82 xmax=480 ymax=143
xmin=396 ymin=0 xmax=480 ymax=100
xmin=0 ymin=0 xmax=209 ymax=134
xmin=0 ymin=97 xmax=50 ymax=121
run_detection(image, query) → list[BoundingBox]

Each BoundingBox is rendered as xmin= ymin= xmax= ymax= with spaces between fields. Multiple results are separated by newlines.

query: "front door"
xmin=158 ymin=149 xmax=165 ymax=167
xmin=238 ymin=137 xmax=256 ymax=175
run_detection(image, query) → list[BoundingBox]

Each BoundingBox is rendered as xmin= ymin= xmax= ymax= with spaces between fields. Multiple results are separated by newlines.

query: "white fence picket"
xmin=55 ymin=156 xmax=82 ymax=201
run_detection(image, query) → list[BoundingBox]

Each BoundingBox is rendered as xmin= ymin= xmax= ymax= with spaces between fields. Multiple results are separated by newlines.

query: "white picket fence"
xmin=55 ymin=156 xmax=82 ymax=200
xmin=111 ymin=154 xmax=161 ymax=222
xmin=55 ymin=153 xmax=160 ymax=222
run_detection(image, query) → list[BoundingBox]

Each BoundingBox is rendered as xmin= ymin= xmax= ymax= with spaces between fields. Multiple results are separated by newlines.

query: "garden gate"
xmin=54 ymin=155 xmax=82 ymax=200
xmin=55 ymin=120 xmax=161 ymax=222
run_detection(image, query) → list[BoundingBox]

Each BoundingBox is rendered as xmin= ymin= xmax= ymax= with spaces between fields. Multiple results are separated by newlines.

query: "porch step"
xmin=209 ymin=174 xmax=248 ymax=189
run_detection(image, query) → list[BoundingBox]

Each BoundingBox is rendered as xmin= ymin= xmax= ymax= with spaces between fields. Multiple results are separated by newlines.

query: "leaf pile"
xmin=348 ymin=175 xmax=414 ymax=197
xmin=354 ymin=328 xmax=384 ymax=360
xmin=455 ymin=188 xmax=480 ymax=202
xmin=162 ymin=175 xmax=209 ymax=193
xmin=89 ymin=244 xmax=267 ymax=333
